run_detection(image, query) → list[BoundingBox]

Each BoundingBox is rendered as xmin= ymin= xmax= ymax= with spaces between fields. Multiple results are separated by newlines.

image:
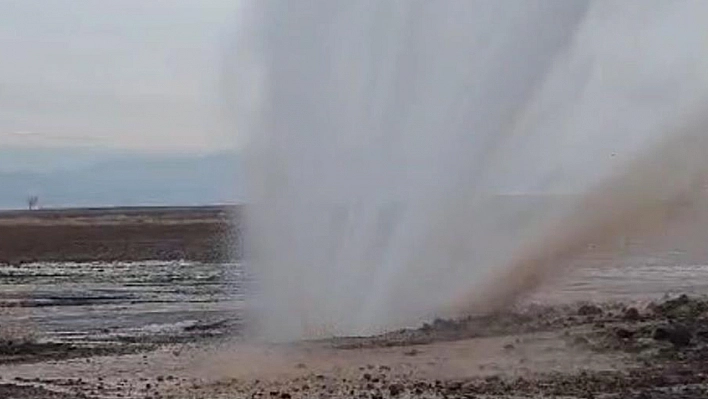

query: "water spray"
xmin=227 ymin=0 xmax=708 ymax=341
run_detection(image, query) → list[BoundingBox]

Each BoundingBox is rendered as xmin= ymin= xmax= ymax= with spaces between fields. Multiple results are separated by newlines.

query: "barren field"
xmin=0 ymin=206 xmax=240 ymax=263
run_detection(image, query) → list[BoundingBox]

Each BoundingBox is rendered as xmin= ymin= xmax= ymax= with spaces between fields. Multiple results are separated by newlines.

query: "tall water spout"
xmin=227 ymin=0 xmax=708 ymax=341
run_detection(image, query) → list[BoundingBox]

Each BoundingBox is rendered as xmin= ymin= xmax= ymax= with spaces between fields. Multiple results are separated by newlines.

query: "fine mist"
xmin=227 ymin=1 xmax=708 ymax=341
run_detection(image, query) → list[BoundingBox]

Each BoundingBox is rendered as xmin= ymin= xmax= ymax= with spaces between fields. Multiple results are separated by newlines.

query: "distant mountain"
xmin=0 ymin=149 xmax=243 ymax=209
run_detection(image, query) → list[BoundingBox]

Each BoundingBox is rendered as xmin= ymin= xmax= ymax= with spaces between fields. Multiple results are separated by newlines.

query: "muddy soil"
xmin=1 ymin=295 xmax=707 ymax=398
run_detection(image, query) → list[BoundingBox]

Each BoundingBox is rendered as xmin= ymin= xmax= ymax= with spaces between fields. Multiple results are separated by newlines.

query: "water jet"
xmin=228 ymin=0 xmax=708 ymax=341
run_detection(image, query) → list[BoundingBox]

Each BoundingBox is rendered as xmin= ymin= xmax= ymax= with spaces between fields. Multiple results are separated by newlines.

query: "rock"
xmin=669 ymin=326 xmax=693 ymax=347
xmin=578 ymin=304 xmax=603 ymax=316
xmin=624 ymin=307 xmax=641 ymax=321
xmin=404 ymin=349 xmax=420 ymax=356
xmin=653 ymin=325 xmax=692 ymax=347
xmin=652 ymin=295 xmax=704 ymax=319
xmin=669 ymin=305 xmax=692 ymax=319
xmin=667 ymin=294 xmax=691 ymax=308
xmin=654 ymin=327 xmax=670 ymax=341
xmin=447 ymin=382 xmax=463 ymax=391
xmin=388 ymin=383 xmax=404 ymax=396
xmin=616 ymin=328 xmax=635 ymax=340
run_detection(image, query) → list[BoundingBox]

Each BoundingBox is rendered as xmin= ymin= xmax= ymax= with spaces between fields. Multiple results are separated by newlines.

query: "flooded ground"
xmin=1 ymin=241 xmax=708 ymax=398
xmin=534 ymin=250 xmax=708 ymax=304
xmin=0 ymin=261 xmax=242 ymax=345
xmin=2 ymin=247 xmax=708 ymax=346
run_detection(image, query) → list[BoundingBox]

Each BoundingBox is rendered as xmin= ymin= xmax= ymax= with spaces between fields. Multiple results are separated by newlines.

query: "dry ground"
xmin=0 ymin=206 xmax=239 ymax=263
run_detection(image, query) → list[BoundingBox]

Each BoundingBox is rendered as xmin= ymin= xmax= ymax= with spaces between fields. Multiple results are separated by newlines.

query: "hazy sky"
xmin=0 ymin=0 xmax=240 ymax=153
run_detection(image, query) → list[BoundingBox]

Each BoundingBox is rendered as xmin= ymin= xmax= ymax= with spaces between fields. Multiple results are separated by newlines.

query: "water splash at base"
xmin=227 ymin=0 xmax=708 ymax=341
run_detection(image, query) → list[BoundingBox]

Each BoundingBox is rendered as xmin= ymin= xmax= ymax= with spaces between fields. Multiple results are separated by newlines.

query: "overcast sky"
xmin=0 ymin=0 xmax=240 ymax=153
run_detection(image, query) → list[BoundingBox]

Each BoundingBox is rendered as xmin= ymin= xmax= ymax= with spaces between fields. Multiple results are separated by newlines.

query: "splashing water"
xmin=227 ymin=1 xmax=708 ymax=341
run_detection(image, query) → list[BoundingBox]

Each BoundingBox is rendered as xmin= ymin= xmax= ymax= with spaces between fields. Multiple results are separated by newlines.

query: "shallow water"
xmin=1 ymin=252 xmax=708 ymax=343
xmin=533 ymin=245 xmax=708 ymax=304
xmin=0 ymin=261 xmax=242 ymax=343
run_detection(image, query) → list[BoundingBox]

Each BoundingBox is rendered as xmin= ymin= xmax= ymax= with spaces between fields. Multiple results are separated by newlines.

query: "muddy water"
xmin=0 ymin=261 xmax=242 ymax=343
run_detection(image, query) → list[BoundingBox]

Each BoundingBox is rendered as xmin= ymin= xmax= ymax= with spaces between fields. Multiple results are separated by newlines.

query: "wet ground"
xmin=0 ymin=261 xmax=241 ymax=364
xmin=1 ymin=244 xmax=708 ymax=398
xmin=532 ymin=247 xmax=708 ymax=303
xmin=2 ymin=294 xmax=706 ymax=399
xmin=3 ymin=248 xmax=708 ymax=349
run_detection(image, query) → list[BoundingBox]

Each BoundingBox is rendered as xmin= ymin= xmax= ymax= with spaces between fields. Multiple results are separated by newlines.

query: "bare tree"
xmin=27 ymin=196 xmax=39 ymax=211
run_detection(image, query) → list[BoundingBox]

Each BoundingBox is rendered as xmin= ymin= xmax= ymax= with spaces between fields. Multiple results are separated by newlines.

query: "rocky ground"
xmin=1 ymin=295 xmax=707 ymax=398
